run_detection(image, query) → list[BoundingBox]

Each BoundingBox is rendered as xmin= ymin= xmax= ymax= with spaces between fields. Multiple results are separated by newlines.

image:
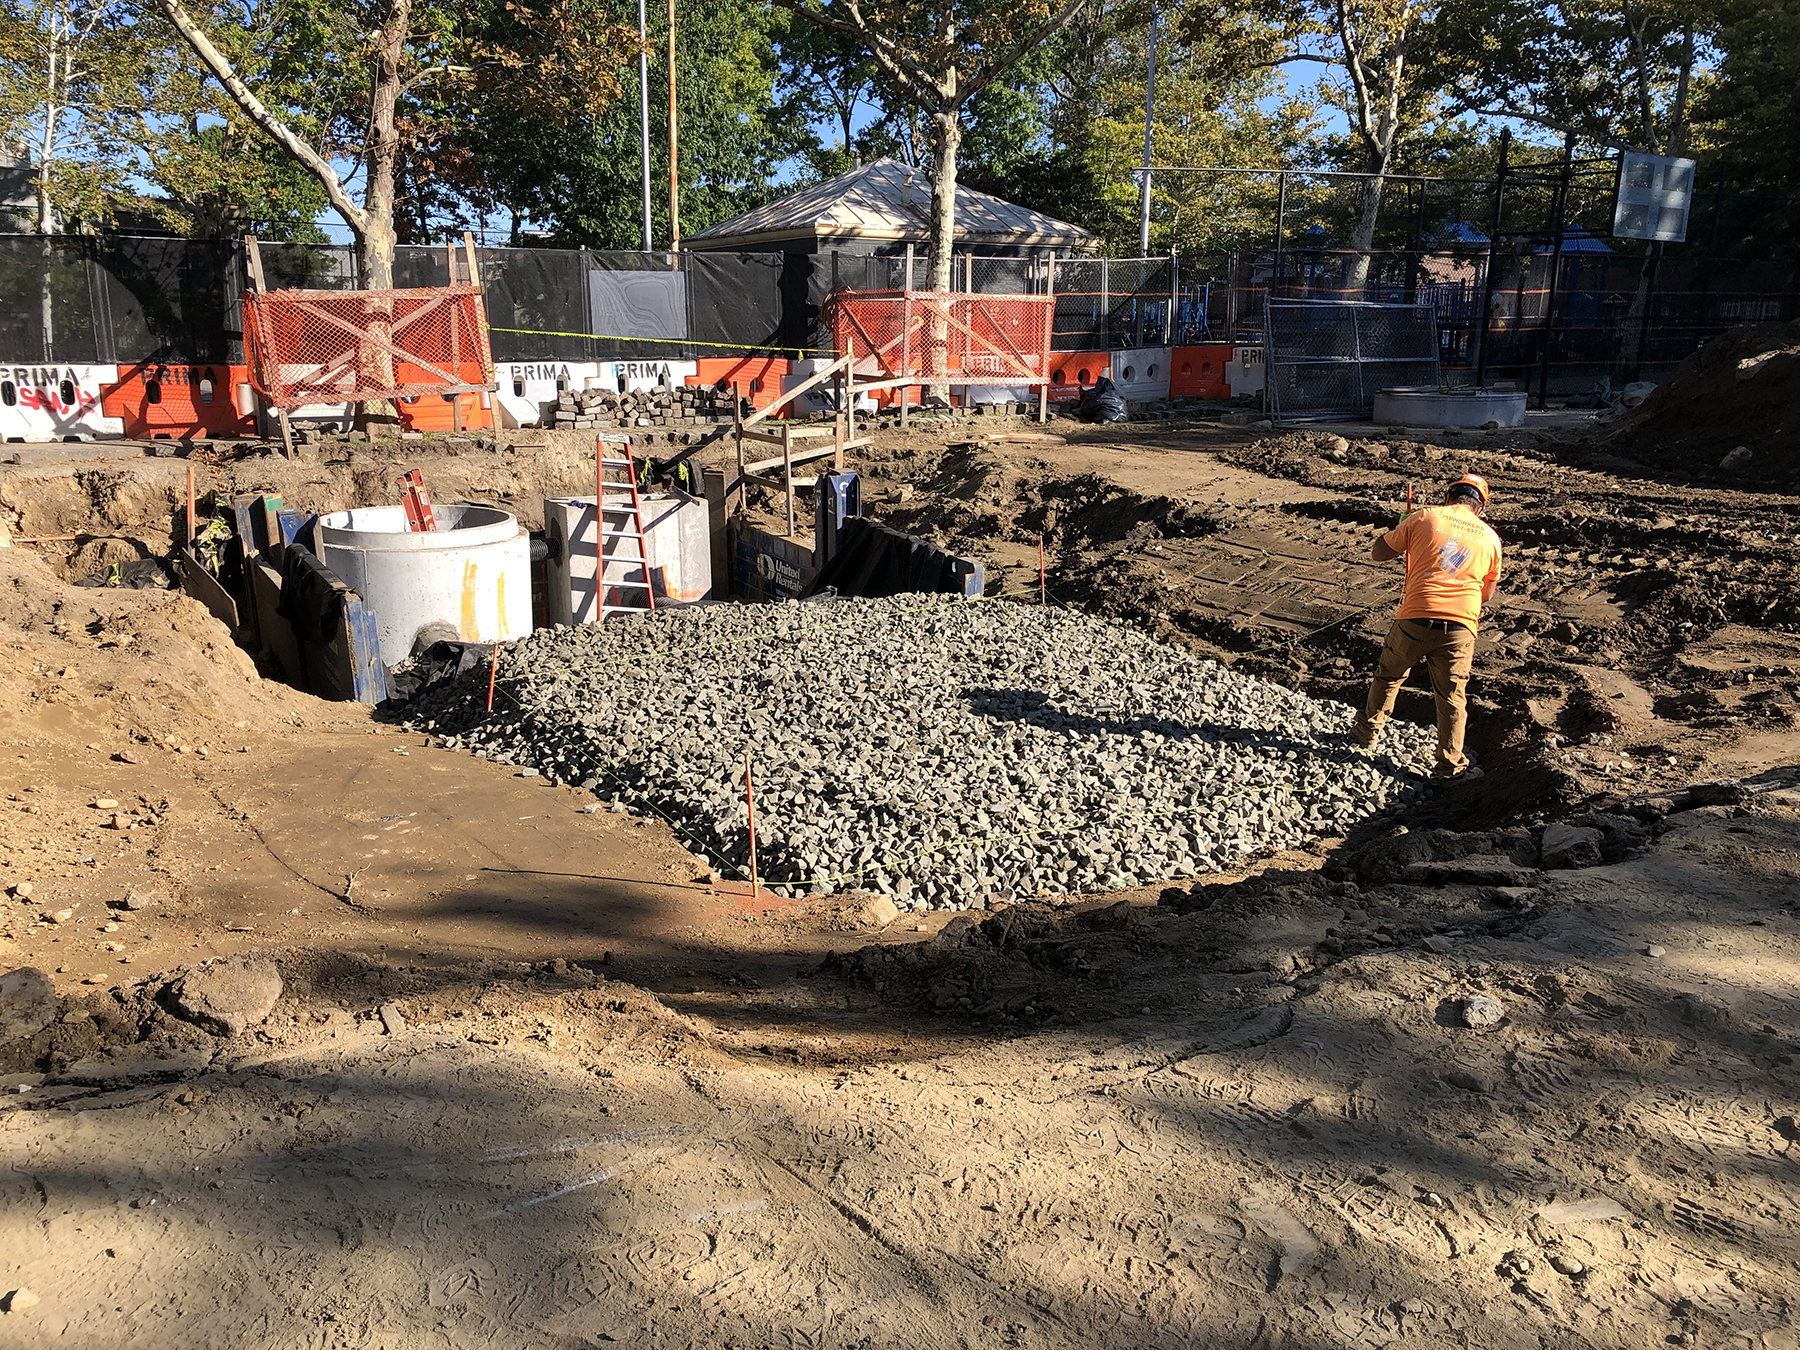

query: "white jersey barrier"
xmin=0 ymin=365 xmax=123 ymax=441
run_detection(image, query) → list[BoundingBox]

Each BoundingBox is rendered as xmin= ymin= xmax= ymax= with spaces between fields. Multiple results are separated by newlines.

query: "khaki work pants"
xmin=1352 ymin=618 xmax=1477 ymax=776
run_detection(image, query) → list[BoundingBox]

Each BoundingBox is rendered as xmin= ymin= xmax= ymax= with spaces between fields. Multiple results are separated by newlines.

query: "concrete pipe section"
xmin=1373 ymin=386 xmax=1528 ymax=428
xmin=316 ymin=503 xmax=531 ymax=665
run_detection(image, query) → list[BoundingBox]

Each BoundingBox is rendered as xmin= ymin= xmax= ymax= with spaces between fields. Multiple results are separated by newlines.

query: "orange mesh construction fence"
xmin=242 ymin=285 xmax=497 ymax=410
xmin=824 ymin=290 xmax=1053 ymax=386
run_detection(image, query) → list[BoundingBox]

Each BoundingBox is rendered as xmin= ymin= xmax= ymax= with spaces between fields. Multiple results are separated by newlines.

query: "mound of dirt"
xmin=0 ymin=545 xmax=325 ymax=746
xmin=1605 ymin=318 xmax=1800 ymax=482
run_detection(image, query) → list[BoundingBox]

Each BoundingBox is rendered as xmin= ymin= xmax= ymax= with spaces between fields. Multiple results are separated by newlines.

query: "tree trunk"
xmin=1344 ymin=157 xmax=1388 ymax=295
xmin=36 ymin=100 xmax=55 ymax=359
xmin=38 ymin=237 xmax=55 ymax=362
xmin=926 ymin=105 xmax=960 ymax=292
xmin=360 ymin=0 xmax=408 ymax=290
xmin=353 ymin=0 xmax=409 ymax=428
xmin=925 ymin=104 xmax=961 ymax=401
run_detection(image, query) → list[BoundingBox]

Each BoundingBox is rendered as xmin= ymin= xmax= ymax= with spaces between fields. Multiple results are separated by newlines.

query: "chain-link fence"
xmin=1263 ymin=298 xmax=1441 ymax=422
xmin=1049 ymin=257 xmax=1177 ymax=351
xmin=0 ymin=238 xmax=1194 ymax=367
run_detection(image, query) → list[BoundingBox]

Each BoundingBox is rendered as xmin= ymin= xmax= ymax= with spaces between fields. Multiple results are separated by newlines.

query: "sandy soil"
xmin=2 ymin=403 xmax=1799 ymax=1348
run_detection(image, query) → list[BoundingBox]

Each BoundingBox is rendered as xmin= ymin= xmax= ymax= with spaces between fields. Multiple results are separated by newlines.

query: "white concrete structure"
xmin=1373 ymin=386 xmax=1528 ymax=428
xmin=316 ymin=503 xmax=530 ymax=664
xmin=542 ymin=489 xmax=713 ymax=625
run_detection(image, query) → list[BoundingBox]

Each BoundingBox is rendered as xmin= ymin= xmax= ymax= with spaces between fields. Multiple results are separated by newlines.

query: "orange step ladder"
xmin=397 ymin=468 xmax=437 ymax=531
xmin=594 ymin=434 xmax=655 ymax=620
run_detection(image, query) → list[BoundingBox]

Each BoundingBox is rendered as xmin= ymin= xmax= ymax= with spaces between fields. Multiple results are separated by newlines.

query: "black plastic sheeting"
xmin=383 ymin=639 xmax=493 ymax=706
xmin=801 ymin=517 xmax=982 ymax=600
xmin=274 ymin=545 xmax=358 ymax=703
xmin=686 ymin=251 xmax=812 ymax=355
xmin=1073 ymin=375 xmax=1129 ymax=423
xmin=0 ymin=236 xmax=1170 ymax=365
xmin=0 ymin=234 xmax=242 ymax=363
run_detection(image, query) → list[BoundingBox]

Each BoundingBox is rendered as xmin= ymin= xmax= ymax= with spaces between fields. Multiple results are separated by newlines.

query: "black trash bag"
xmin=1076 ymin=375 xmax=1129 ymax=424
xmin=384 ymin=640 xmax=493 ymax=705
xmin=76 ymin=557 xmax=171 ymax=589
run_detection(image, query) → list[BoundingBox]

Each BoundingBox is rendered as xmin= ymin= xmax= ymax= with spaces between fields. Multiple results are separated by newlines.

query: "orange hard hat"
xmin=1451 ymin=472 xmax=1491 ymax=507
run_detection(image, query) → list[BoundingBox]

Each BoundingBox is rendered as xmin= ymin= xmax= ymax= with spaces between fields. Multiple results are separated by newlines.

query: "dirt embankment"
xmin=1601 ymin=318 xmax=1800 ymax=485
xmin=0 ymin=429 xmax=616 ymax=584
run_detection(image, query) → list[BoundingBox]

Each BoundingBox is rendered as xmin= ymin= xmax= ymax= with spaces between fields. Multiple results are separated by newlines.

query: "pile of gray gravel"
xmin=402 ymin=597 xmax=1434 ymax=909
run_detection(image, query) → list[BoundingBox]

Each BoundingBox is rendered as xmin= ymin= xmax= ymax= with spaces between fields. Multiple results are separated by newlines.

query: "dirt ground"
xmin=2 ymin=397 xmax=1798 ymax=1348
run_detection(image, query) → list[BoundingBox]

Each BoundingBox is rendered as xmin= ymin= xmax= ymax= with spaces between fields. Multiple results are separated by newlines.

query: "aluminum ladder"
xmin=594 ymin=434 xmax=655 ymax=620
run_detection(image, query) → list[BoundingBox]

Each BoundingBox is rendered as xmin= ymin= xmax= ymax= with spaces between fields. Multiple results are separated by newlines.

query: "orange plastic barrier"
xmin=689 ymin=356 xmax=793 ymax=414
xmin=1170 ymin=345 xmax=1233 ymax=399
xmin=242 ymin=285 xmax=495 ymax=410
xmin=396 ymin=362 xmax=494 ymax=431
xmin=1046 ymin=351 xmax=1112 ymax=401
xmin=99 ymin=362 xmax=255 ymax=439
xmin=825 ymin=290 xmax=1052 ymax=388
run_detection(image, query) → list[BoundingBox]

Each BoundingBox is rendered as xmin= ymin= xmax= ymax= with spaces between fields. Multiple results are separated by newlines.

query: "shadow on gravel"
xmin=963 ymin=685 xmax=1392 ymax=777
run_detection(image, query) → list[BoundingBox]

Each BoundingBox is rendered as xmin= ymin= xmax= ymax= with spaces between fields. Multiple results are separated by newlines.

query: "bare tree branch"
xmin=155 ymin=0 xmax=367 ymax=233
xmin=775 ymin=0 xmax=935 ymax=99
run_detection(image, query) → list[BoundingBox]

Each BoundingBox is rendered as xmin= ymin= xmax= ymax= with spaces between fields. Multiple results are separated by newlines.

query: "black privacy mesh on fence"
xmin=7 ymin=232 xmax=1787 ymax=384
xmin=1263 ymin=298 xmax=1440 ymax=421
xmin=1050 ymin=257 xmax=1176 ymax=351
xmin=686 ymin=251 xmax=811 ymax=355
xmin=0 ymin=235 xmax=244 ymax=364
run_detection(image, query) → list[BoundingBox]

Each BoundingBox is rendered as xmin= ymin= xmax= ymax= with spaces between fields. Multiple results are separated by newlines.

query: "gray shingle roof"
xmin=684 ymin=158 xmax=1097 ymax=251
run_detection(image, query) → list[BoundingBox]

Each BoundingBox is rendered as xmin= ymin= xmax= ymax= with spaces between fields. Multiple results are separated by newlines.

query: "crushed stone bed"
xmin=404 ymin=596 xmax=1434 ymax=908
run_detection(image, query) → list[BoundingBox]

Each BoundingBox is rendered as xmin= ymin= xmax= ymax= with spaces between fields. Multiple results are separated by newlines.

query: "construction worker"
xmin=1351 ymin=472 xmax=1501 ymax=780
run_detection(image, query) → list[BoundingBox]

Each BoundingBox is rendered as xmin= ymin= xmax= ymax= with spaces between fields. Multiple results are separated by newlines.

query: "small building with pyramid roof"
xmin=683 ymin=158 xmax=1097 ymax=259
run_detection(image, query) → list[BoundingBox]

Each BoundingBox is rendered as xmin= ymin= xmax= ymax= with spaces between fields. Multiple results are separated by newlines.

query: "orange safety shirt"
xmin=1381 ymin=502 xmax=1503 ymax=630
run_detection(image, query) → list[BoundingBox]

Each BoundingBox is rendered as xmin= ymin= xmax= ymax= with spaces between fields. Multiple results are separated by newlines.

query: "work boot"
xmin=1434 ymin=764 xmax=1485 ymax=782
xmin=1348 ymin=721 xmax=1377 ymax=749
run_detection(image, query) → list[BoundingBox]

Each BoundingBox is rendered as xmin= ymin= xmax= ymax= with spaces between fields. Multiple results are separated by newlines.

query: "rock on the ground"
xmin=859 ymin=896 xmax=901 ymax=927
xmin=0 ymin=967 xmax=58 ymax=1044
xmin=1686 ymin=779 xmax=1748 ymax=807
xmin=1550 ymin=1254 xmax=1586 ymax=1276
xmin=2 ymin=1288 xmax=40 ymax=1313
xmin=1541 ymin=820 xmax=1604 ymax=869
xmin=1461 ymin=995 xmax=1506 ymax=1029
xmin=1445 ymin=1068 xmax=1495 ymax=1093
xmin=379 ymin=1002 xmax=408 ymax=1035
xmin=173 ymin=957 xmax=283 ymax=1036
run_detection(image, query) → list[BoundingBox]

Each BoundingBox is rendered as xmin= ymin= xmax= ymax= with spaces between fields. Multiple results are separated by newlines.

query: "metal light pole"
xmin=638 ymin=0 xmax=653 ymax=253
xmin=668 ymin=0 xmax=679 ymax=250
xmin=1138 ymin=2 xmax=1159 ymax=256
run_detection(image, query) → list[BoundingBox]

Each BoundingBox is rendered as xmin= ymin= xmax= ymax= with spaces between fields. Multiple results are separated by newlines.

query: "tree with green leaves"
xmin=775 ymin=0 xmax=1090 ymax=293
xmin=477 ymin=0 xmax=792 ymax=248
xmin=1174 ymin=0 xmax=1451 ymax=291
xmin=773 ymin=15 xmax=886 ymax=181
xmin=1693 ymin=0 xmax=1800 ymax=251
xmin=1430 ymin=0 xmax=1711 ymax=153
xmin=0 ymin=0 xmax=146 ymax=231
xmin=152 ymin=0 xmax=635 ymax=285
